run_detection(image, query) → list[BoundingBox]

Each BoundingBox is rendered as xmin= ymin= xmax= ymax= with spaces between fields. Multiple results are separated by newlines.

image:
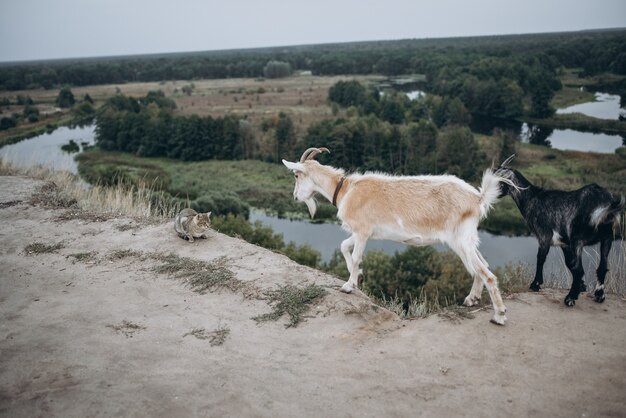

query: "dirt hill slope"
xmin=1 ymin=175 xmax=625 ymax=417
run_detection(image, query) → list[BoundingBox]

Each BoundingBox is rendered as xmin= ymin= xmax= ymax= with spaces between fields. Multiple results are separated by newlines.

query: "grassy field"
xmin=0 ymin=74 xmax=382 ymax=147
xmin=76 ymin=150 xmax=336 ymax=219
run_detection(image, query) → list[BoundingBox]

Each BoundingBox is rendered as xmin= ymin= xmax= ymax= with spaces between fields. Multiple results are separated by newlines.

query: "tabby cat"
xmin=174 ymin=208 xmax=211 ymax=242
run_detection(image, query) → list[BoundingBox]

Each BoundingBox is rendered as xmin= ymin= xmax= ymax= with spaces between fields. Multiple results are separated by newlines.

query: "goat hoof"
xmin=564 ymin=297 xmax=576 ymax=307
xmin=340 ymin=282 xmax=354 ymax=294
xmin=594 ymin=290 xmax=605 ymax=303
xmin=529 ymin=283 xmax=541 ymax=292
xmin=463 ymin=295 xmax=480 ymax=307
xmin=490 ymin=314 xmax=507 ymax=326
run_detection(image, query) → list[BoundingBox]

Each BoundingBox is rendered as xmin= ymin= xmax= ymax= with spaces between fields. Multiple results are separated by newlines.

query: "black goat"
xmin=496 ymin=155 xmax=624 ymax=306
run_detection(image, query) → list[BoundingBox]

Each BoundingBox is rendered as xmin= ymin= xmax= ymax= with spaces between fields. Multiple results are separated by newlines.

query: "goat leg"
xmin=530 ymin=244 xmax=550 ymax=292
xmin=594 ymin=237 xmax=612 ymax=303
xmin=563 ymin=247 xmax=584 ymax=307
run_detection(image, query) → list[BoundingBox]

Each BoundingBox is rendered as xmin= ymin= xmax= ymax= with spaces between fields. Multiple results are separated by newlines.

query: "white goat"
xmin=283 ymin=147 xmax=510 ymax=325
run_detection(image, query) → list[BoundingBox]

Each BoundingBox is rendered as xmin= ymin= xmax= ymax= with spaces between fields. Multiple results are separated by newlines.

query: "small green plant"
xmin=253 ymin=284 xmax=327 ymax=328
xmin=183 ymin=325 xmax=230 ymax=346
xmin=24 ymin=242 xmax=64 ymax=255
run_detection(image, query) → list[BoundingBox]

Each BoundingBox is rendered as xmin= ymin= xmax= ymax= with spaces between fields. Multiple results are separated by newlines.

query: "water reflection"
xmin=471 ymin=116 xmax=622 ymax=154
xmin=521 ymin=124 xmax=553 ymax=147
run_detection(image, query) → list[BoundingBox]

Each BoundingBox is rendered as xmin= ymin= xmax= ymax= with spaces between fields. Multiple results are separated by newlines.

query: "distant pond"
xmin=557 ymin=92 xmax=625 ymax=120
xmin=398 ymin=85 xmax=625 ymax=154
xmin=471 ymin=116 xmax=625 ymax=154
xmin=0 ymin=124 xmax=95 ymax=173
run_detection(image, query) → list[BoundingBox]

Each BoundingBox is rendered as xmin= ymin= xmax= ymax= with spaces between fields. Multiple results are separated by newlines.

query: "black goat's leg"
xmin=563 ymin=246 xmax=584 ymax=307
xmin=594 ymin=237 xmax=612 ymax=303
xmin=530 ymin=243 xmax=550 ymax=292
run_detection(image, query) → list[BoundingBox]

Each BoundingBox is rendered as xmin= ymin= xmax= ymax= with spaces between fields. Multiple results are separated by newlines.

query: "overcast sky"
xmin=1 ymin=0 xmax=625 ymax=62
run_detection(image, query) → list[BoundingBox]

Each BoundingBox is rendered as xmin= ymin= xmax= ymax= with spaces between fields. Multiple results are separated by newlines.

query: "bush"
xmin=211 ymin=214 xmax=321 ymax=267
xmin=192 ymin=191 xmax=250 ymax=218
xmin=23 ymin=104 xmax=39 ymax=121
xmin=56 ymin=86 xmax=75 ymax=108
xmin=0 ymin=116 xmax=17 ymax=130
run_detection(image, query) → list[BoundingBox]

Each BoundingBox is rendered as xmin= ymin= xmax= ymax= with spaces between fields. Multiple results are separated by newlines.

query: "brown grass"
xmin=2 ymin=159 xmax=181 ymax=220
xmin=23 ymin=242 xmax=65 ymax=255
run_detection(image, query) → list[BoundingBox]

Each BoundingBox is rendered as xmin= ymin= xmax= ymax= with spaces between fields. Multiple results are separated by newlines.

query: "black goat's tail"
xmin=609 ymin=195 xmax=626 ymax=236
xmin=594 ymin=195 xmax=626 ymax=231
xmin=600 ymin=195 xmax=626 ymax=226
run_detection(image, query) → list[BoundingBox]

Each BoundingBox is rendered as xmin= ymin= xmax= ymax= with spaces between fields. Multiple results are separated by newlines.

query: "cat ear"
xmin=207 ymin=212 xmax=212 ymax=217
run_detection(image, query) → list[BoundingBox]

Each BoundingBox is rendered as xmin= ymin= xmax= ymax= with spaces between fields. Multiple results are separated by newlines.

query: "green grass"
xmin=551 ymin=86 xmax=595 ymax=109
xmin=76 ymin=150 xmax=322 ymax=218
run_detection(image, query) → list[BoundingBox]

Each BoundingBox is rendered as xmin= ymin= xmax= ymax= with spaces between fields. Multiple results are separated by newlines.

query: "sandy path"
xmin=1 ymin=176 xmax=625 ymax=417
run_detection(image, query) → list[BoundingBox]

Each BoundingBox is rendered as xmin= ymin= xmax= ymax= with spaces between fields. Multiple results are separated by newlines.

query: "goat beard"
xmin=304 ymin=198 xmax=317 ymax=218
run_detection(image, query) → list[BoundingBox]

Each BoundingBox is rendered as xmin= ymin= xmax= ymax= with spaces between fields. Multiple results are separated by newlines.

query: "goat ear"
xmin=282 ymin=159 xmax=305 ymax=173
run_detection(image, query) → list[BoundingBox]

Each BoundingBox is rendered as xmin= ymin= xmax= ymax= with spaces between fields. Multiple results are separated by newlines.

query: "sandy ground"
xmin=1 ymin=175 xmax=626 ymax=418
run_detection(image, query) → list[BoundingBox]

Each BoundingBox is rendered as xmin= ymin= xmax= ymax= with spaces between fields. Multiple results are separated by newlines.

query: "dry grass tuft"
xmin=24 ymin=242 xmax=65 ymax=255
xmin=67 ymin=251 xmax=98 ymax=263
xmin=30 ymin=181 xmax=78 ymax=209
xmin=253 ymin=284 xmax=327 ymax=328
xmin=151 ymin=253 xmax=241 ymax=294
xmin=106 ymin=320 xmax=146 ymax=338
xmin=108 ymin=249 xmax=143 ymax=261
xmin=2 ymin=159 xmax=181 ymax=220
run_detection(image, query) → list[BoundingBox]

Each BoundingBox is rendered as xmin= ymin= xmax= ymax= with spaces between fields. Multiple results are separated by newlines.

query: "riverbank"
xmin=2 ymin=173 xmax=626 ymax=417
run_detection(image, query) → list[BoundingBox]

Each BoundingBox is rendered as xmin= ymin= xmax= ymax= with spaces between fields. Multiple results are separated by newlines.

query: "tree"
xmin=275 ymin=112 xmax=296 ymax=161
xmin=0 ymin=116 xmax=17 ymax=131
xmin=23 ymin=104 xmax=39 ymax=122
xmin=495 ymin=128 xmax=517 ymax=163
xmin=529 ymin=83 xmax=554 ymax=118
xmin=56 ymin=87 xmax=75 ymax=108
xmin=436 ymin=126 xmax=482 ymax=180
xmin=328 ymin=80 xmax=366 ymax=107
xmin=263 ymin=61 xmax=292 ymax=79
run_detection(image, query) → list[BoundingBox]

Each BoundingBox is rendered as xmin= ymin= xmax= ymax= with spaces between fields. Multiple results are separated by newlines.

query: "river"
xmin=250 ymin=210 xmax=625 ymax=288
xmin=0 ymin=124 xmax=95 ymax=174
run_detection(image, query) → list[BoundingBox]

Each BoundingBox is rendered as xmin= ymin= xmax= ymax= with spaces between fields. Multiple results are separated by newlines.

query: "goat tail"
xmin=591 ymin=194 xmax=625 ymax=231
xmin=478 ymin=168 xmax=505 ymax=220
xmin=607 ymin=195 xmax=625 ymax=226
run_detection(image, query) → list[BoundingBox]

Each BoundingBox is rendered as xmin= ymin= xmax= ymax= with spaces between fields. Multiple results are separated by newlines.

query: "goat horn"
xmin=299 ymin=147 xmax=330 ymax=163
xmin=500 ymin=154 xmax=516 ymax=168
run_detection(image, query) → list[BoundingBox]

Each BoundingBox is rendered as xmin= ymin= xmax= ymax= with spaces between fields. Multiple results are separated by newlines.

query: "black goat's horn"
xmin=500 ymin=154 xmax=516 ymax=168
xmin=299 ymin=147 xmax=330 ymax=163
